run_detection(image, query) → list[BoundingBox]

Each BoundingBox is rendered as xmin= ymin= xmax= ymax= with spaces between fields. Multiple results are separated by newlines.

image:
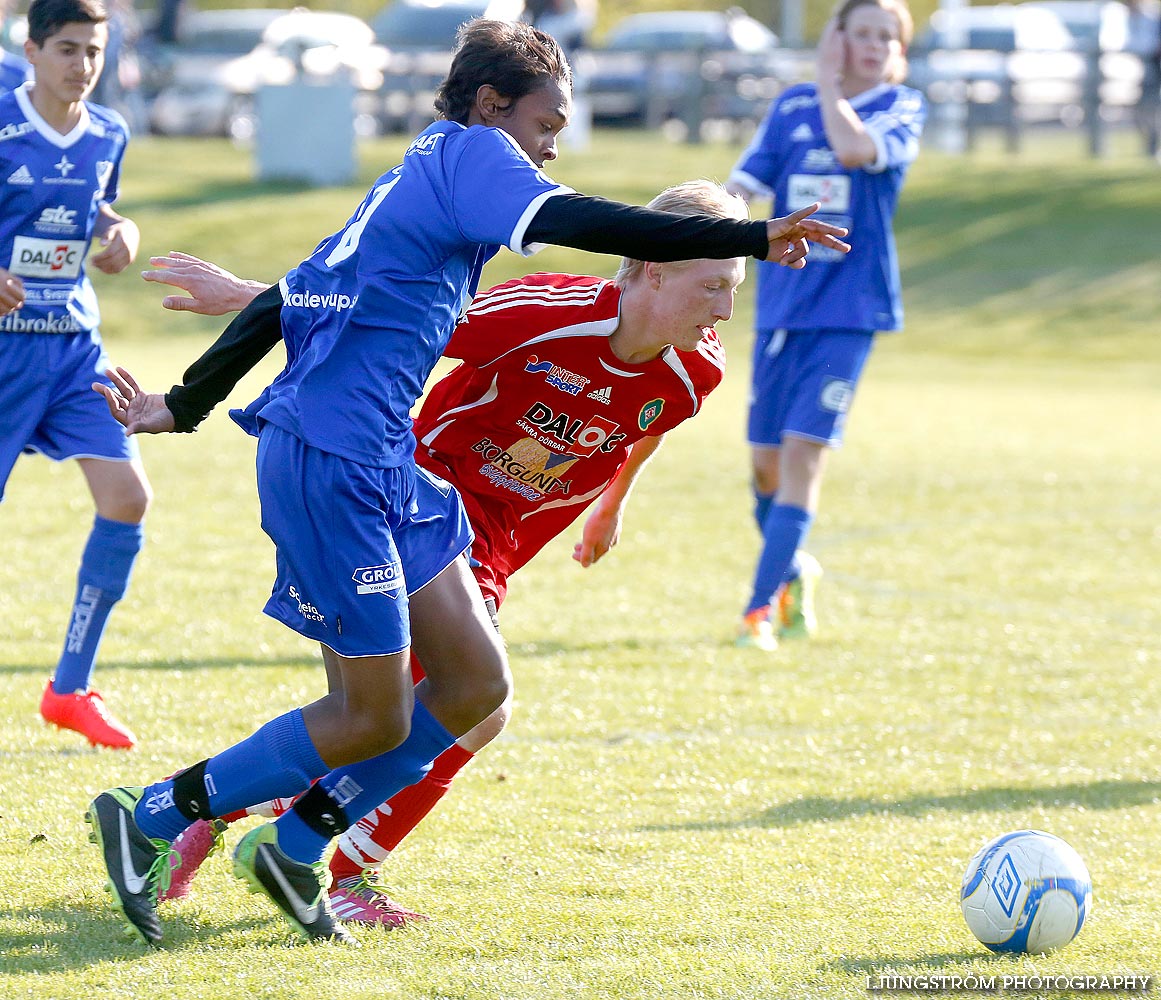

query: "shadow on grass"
xmin=0 ymin=900 xmax=273 ymax=971
xmin=640 ymin=779 xmax=1161 ymax=832
xmin=0 ymin=654 xmax=321 ymax=677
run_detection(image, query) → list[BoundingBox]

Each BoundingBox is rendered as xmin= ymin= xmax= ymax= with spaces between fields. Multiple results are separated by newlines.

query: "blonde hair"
xmin=833 ymin=0 xmax=913 ymax=84
xmin=614 ymin=180 xmax=749 ymax=286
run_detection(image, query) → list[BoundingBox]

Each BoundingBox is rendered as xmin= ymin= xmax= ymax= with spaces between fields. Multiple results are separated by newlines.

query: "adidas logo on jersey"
xmin=790 ymin=123 xmax=813 ymax=142
xmin=586 ymin=385 xmax=612 ymax=405
xmin=6 ymin=165 xmax=34 ymax=185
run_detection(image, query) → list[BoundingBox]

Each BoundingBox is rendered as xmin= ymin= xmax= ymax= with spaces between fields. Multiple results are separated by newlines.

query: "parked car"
xmin=906 ymin=3 xmax=1089 ymax=124
xmin=370 ymin=0 xmax=524 ymax=132
xmin=149 ymin=9 xmax=386 ymax=138
xmin=585 ymin=9 xmax=783 ymax=127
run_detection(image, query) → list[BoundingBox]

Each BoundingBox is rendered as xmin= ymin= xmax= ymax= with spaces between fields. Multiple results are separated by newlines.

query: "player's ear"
xmin=644 ymin=261 xmax=664 ymax=290
xmin=475 ymin=85 xmax=507 ymax=125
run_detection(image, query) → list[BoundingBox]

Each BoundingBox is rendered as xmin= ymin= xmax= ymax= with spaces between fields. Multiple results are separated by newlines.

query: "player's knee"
xmin=460 ymin=694 xmax=512 ymax=752
xmin=343 ymin=702 xmax=412 ymax=759
xmin=97 ymin=477 xmax=152 ymax=523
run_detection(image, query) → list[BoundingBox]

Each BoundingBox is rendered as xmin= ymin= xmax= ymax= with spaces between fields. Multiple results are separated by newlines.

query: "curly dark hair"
xmin=434 ymin=18 xmax=572 ymax=125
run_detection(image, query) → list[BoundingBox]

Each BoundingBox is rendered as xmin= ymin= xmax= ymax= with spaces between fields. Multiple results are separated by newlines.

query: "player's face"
xmin=497 ymin=77 xmax=571 ymax=168
xmin=842 ymin=4 xmax=903 ymax=89
xmin=25 ymin=21 xmax=108 ymax=106
xmin=652 ymin=257 xmax=746 ymax=353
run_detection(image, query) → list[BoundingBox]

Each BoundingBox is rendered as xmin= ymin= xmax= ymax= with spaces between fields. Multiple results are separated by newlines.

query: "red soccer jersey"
xmin=413 ymin=273 xmax=726 ymax=594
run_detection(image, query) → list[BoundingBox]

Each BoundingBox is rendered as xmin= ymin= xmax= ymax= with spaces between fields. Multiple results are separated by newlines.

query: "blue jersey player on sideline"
xmin=84 ymin=18 xmax=850 ymax=948
xmin=0 ymin=0 xmax=145 ymax=748
xmin=0 ymin=48 xmax=29 ymax=94
xmin=726 ymin=0 xmax=925 ymax=652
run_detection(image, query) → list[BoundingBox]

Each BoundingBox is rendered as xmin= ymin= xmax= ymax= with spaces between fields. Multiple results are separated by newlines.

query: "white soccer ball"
xmin=960 ymin=829 xmax=1092 ymax=954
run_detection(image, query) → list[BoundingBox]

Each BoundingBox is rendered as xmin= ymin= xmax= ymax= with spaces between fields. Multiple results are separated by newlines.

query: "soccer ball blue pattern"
xmin=960 ymin=830 xmax=1091 ymax=954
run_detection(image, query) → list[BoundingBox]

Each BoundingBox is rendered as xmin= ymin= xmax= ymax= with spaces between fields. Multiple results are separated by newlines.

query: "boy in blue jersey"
xmin=726 ymin=0 xmax=925 ymax=651
xmin=0 ymin=0 xmax=146 ymax=748
xmin=85 ymin=18 xmax=849 ymax=947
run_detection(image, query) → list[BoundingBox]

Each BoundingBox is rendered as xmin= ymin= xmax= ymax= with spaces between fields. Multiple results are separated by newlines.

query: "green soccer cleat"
xmin=233 ymin=824 xmax=357 ymax=945
xmin=85 ymin=786 xmax=173 ymax=946
xmin=734 ymin=606 xmax=778 ymax=652
xmin=777 ymin=551 xmax=823 ymax=639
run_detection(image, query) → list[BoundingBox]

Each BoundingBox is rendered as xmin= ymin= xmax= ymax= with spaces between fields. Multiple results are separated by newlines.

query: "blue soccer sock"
xmin=745 ymin=504 xmax=813 ymax=616
xmin=272 ymin=699 xmax=456 ymax=865
xmin=753 ymin=491 xmax=774 ymax=532
xmin=134 ymin=709 xmax=328 ymax=843
xmin=53 ymin=516 xmax=143 ymax=694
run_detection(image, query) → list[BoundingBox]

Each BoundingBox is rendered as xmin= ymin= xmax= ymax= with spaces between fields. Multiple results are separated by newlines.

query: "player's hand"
xmin=142 ymin=251 xmax=264 ymax=315
xmin=93 ymin=366 xmax=176 ymax=435
xmin=573 ymin=502 xmax=624 ymax=567
xmin=90 ymin=219 xmax=140 ymax=274
xmin=765 ymin=203 xmax=850 ymax=268
xmin=817 ymin=17 xmax=846 ymax=85
xmin=0 ymin=267 xmax=25 ymax=316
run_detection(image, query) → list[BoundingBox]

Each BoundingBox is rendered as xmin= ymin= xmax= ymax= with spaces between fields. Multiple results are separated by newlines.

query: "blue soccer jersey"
xmin=233 ymin=120 xmax=570 ymax=469
xmin=0 ymin=85 xmax=127 ymax=335
xmin=0 ymin=51 xmax=29 ymax=95
xmin=729 ymin=81 xmax=925 ymax=332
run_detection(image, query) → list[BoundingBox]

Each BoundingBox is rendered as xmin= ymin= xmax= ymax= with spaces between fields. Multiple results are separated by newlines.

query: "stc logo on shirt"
xmin=35 ymin=205 xmax=80 ymax=235
xmin=9 ymin=237 xmax=85 ymax=279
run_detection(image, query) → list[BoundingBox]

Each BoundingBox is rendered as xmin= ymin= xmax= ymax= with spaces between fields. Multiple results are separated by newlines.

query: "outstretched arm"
xmin=526 ymin=195 xmax=849 ymax=268
xmin=572 ymin=435 xmax=665 ymax=568
xmin=142 ymin=251 xmax=270 ymax=315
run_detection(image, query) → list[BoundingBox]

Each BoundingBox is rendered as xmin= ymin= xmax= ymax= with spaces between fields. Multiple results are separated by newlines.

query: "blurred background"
xmin=2 ymin=0 xmax=1158 ymax=161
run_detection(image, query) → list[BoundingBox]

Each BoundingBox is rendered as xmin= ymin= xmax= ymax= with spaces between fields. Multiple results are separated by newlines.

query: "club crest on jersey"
xmin=519 ymin=402 xmax=625 ymax=457
xmin=638 ymin=399 xmax=664 ymax=431
xmin=95 ymin=160 xmax=114 ymax=197
xmin=524 ymin=355 xmax=590 ymax=396
xmin=352 ymin=562 xmax=405 ymax=597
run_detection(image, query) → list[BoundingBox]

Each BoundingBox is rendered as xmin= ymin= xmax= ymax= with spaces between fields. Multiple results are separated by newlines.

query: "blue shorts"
xmin=747 ymin=328 xmax=874 ymax=449
xmin=0 ymin=333 xmax=139 ymax=500
xmin=255 ymin=424 xmax=473 ymax=657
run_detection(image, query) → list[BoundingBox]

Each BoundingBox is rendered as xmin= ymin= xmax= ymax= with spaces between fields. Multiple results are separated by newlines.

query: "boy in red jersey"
xmin=103 ymin=180 xmax=754 ymax=926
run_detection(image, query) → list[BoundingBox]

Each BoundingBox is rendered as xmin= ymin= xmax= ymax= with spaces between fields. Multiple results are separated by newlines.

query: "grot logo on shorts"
xmin=819 ymin=378 xmax=855 ymax=414
xmin=352 ymin=562 xmax=405 ymax=597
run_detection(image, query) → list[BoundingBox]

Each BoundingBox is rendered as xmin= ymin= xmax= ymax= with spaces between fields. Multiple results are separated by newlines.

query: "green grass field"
xmin=1 ymin=129 xmax=1159 ymax=999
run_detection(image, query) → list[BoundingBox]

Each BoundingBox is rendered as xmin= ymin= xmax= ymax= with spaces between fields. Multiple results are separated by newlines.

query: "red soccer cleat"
xmin=39 ymin=680 xmax=137 ymax=749
xmin=160 ymin=818 xmax=228 ymax=901
xmin=328 ymin=873 xmax=429 ymax=928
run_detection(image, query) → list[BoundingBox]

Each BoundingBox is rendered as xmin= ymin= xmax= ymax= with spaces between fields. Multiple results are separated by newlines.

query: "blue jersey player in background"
xmin=727 ymin=0 xmax=925 ymax=652
xmin=0 ymin=0 xmax=145 ymax=748
xmin=86 ymin=17 xmax=850 ymax=947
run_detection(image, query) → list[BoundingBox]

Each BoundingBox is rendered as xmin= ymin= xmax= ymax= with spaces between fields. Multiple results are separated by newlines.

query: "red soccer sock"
xmin=328 ymin=742 xmax=475 ymax=882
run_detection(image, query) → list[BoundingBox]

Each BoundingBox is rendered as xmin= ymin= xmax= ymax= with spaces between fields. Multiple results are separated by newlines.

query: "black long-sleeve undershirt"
xmin=164 ymin=193 xmax=772 ymax=432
